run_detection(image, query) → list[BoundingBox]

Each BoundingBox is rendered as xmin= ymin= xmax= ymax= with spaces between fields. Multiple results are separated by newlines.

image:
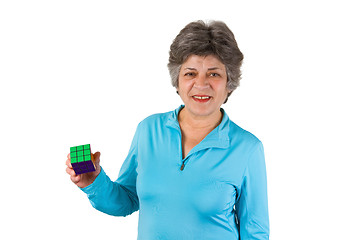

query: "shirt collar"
xmin=166 ymin=105 xmax=230 ymax=151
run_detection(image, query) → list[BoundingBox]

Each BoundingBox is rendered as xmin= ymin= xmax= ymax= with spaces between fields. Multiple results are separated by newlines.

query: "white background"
xmin=1 ymin=0 xmax=359 ymax=239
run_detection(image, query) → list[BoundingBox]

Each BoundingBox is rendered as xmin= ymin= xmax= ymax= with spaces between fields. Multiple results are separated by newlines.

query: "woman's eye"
xmin=185 ymin=72 xmax=196 ymax=77
xmin=209 ymin=73 xmax=220 ymax=77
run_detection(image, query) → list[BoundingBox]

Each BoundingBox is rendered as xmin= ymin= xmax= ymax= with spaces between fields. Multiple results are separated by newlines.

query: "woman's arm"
xmin=235 ymin=141 xmax=270 ymax=239
xmin=80 ymin=125 xmax=140 ymax=217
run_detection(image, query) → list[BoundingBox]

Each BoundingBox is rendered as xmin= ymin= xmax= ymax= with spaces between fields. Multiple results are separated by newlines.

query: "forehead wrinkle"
xmin=182 ymin=55 xmax=226 ymax=72
xmin=184 ymin=67 xmax=197 ymax=71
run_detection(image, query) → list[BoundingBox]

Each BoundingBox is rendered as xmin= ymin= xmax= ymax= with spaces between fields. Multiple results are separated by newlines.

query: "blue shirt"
xmin=81 ymin=106 xmax=269 ymax=239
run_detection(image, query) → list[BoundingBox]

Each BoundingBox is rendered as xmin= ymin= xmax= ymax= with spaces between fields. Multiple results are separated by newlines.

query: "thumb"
xmin=92 ymin=151 xmax=101 ymax=169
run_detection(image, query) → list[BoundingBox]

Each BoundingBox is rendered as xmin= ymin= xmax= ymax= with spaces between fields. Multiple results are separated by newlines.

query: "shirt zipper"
xmin=178 ymin=123 xmax=186 ymax=171
xmin=180 ymin=161 xmax=185 ymax=171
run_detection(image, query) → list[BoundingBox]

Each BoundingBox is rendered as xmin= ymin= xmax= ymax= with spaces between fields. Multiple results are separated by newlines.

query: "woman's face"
xmin=177 ymin=54 xmax=229 ymax=119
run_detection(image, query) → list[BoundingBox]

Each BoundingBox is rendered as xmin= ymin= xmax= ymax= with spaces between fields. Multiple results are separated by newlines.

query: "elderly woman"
xmin=66 ymin=20 xmax=269 ymax=239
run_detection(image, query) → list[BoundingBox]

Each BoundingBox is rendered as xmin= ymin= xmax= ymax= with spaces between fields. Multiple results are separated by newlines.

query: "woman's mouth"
xmin=192 ymin=95 xmax=211 ymax=103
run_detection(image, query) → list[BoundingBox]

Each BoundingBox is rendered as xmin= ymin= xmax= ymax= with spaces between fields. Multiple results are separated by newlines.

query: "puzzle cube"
xmin=70 ymin=144 xmax=96 ymax=175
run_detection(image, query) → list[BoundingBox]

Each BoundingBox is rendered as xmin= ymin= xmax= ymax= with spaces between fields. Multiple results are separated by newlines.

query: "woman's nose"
xmin=194 ymin=73 xmax=209 ymax=89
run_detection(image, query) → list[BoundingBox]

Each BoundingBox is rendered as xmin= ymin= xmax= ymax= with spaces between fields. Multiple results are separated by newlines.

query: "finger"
xmin=66 ymin=166 xmax=76 ymax=177
xmin=66 ymin=156 xmax=73 ymax=169
xmin=70 ymin=174 xmax=81 ymax=184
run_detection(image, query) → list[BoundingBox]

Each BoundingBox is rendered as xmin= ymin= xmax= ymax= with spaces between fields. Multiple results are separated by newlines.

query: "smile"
xmin=193 ymin=96 xmax=211 ymax=100
xmin=192 ymin=95 xmax=212 ymax=103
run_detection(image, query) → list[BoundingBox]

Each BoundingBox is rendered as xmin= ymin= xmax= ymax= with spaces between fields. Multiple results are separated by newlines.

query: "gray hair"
xmin=168 ymin=20 xmax=244 ymax=103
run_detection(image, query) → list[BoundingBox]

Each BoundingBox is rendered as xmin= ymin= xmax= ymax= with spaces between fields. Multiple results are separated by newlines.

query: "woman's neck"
xmin=178 ymin=107 xmax=223 ymax=132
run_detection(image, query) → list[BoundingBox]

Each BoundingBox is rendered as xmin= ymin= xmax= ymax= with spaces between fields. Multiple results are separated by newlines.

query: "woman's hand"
xmin=66 ymin=152 xmax=101 ymax=188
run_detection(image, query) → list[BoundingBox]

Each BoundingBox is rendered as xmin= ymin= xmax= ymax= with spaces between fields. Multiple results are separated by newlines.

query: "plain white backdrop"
xmin=1 ymin=0 xmax=359 ymax=239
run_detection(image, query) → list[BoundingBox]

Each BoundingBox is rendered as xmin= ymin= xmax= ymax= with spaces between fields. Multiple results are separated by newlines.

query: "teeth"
xmin=193 ymin=96 xmax=210 ymax=99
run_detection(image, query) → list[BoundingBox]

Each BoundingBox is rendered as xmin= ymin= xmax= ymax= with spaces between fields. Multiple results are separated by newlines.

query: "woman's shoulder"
xmin=228 ymin=120 xmax=262 ymax=147
xmin=138 ymin=110 xmax=174 ymax=128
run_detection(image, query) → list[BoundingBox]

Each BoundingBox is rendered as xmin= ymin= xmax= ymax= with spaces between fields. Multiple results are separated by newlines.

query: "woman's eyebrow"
xmin=208 ymin=67 xmax=220 ymax=70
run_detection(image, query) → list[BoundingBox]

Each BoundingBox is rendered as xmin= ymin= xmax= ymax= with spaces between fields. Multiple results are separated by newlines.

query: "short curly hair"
xmin=168 ymin=20 xmax=244 ymax=103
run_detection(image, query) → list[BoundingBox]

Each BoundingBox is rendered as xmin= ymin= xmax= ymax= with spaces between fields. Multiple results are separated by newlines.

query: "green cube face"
xmin=70 ymin=144 xmax=92 ymax=164
xmin=70 ymin=144 xmax=95 ymax=174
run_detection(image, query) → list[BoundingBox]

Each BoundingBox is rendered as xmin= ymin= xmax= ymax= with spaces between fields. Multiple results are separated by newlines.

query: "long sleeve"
xmin=235 ymin=141 xmax=269 ymax=239
xmin=77 ymin=107 xmax=270 ymax=239
xmin=80 ymin=125 xmax=140 ymax=217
